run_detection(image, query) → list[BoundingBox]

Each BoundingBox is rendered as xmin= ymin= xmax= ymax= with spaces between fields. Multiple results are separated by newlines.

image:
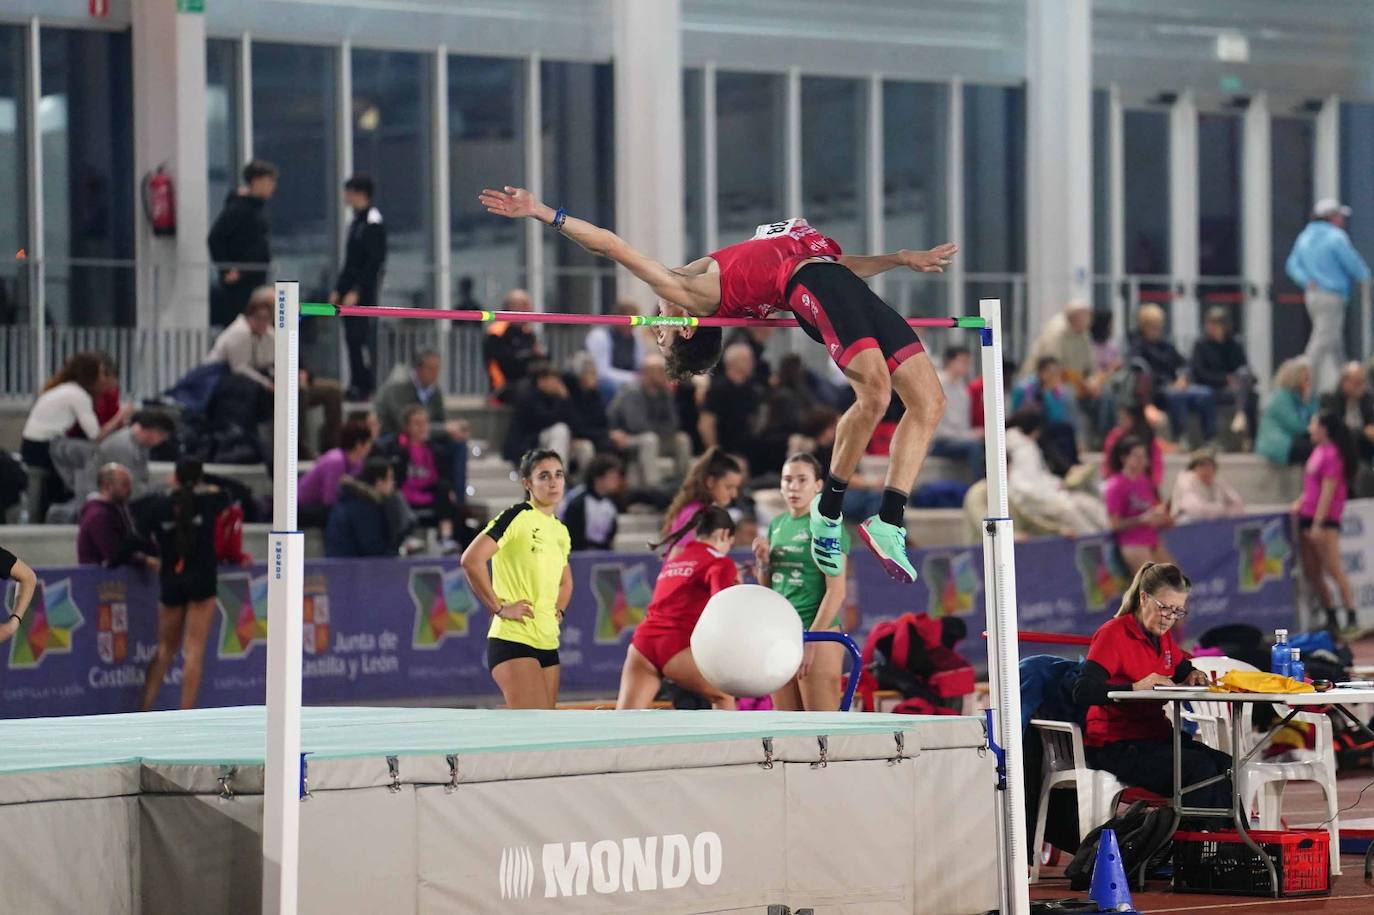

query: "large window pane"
xmin=250 ymin=41 xmax=337 ymax=302
xmin=963 ymin=84 xmax=1025 ymax=328
xmin=41 ymin=28 xmax=134 ymax=327
xmin=716 ymin=71 xmax=785 ymax=245
xmin=0 ymin=25 xmax=27 ymax=328
xmin=352 ymin=49 xmax=431 ymax=308
xmin=541 ymin=60 xmax=614 ymax=313
xmin=1198 ymin=113 xmax=1242 ymax=276
xmin=206 ymin=39 xmax=239 ymax=215
xmin=450 ymin=54 xmax=524 ymax=307
xmin=1341 ymin=103 xmax=1374 ymax=275
xmin=1122 ymin=109 xmax=1169 ymax=277
xmin=1272 ymin=116 xmax=1315 ymax=366
xmin=683 ymin=67 xmax=704 ymax=259
xmin=883 ymin=80 xmax=947 ymax=318
xmin=802 ymin=76 xmax=865 ymax=253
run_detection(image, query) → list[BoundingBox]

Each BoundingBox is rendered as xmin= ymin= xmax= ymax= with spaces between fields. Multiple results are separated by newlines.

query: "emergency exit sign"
xmin=178 ymin=0 xmax=205 ymax=12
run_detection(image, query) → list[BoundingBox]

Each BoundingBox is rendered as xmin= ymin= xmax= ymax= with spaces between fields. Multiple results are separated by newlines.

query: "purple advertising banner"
xmin=1 ymin=514 xmax=1294 ymax=718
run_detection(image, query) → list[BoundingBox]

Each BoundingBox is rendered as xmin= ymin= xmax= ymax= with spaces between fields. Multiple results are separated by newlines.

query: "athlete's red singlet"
xmin=636 ymin=541 xmax=738 ymax=637
xmin=707 ymin=218 xmax=843 ymax=318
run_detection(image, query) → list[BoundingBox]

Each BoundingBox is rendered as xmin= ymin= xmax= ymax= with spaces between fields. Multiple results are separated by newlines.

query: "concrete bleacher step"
xmin=1080 ymin=450 xmax=1303 ymax=504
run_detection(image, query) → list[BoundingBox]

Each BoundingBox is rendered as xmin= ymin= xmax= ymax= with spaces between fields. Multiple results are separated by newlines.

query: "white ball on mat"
xmin=691 ymin=584 xmax=804 ymax=697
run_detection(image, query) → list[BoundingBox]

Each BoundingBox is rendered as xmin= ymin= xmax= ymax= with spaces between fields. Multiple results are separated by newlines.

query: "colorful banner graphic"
xmin=0 ymin=512 xmax=1297 ymax=718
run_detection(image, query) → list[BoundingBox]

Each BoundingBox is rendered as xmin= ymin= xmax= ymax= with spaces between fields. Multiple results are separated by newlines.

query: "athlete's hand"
xmin=497 ymin=600 xmax=535 ymax=621
xmin=479 ymin=186 xmax=543 ymax=221
xmin=751 ymin=536 xmax=769 ymax=567
xmin=1132 ymin=672 xmax=1174 ymax=691
xmin=0 ymin=617 xmax=18 ymax=644
xmin=798 ymin=642 xmax=818 ymax=679
xmin=901 ymin=243 xmax=959 ymax=273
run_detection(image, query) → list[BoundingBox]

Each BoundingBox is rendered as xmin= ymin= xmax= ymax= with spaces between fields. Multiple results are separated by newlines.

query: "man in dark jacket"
xmin=1189 ymin=307 xmax=1257 ymax=439
xmin=331 ymin=174 xmax=388 ymax=400
xmin=1130 ymin=304 xmax=1217 ymax=444
xmin=502 ymin=364 xmax=588 ymax=469
xmin=77 ymin=464 xmax=157 ymax=569
xmin=1322 ymin=361 xmax=1374 ymax=464
xmin=483 ymin=288 xmax=545 ymax=403
xmin=324 ymin=458 xmax=398 ymax=558
xmin=207 ymin=160 xmax=276 ymax=327
xmin=559 ymin=455 xmax=624 ymax=551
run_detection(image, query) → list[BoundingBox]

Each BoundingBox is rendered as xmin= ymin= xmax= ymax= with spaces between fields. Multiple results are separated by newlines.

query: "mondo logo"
xmin=499 ymin=832 xmax=723 ymax=900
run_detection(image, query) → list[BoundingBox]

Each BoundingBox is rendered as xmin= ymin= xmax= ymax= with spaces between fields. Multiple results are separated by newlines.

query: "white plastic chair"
xmin=1187 ymin=656 xmax=1341 ymax=876
xmin=1029 ymin=719 xmax=1129 ymax=883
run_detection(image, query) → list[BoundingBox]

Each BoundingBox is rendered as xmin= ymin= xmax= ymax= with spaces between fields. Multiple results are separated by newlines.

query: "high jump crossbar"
xmin=266 ymin=286 xmax=1028 ymax=915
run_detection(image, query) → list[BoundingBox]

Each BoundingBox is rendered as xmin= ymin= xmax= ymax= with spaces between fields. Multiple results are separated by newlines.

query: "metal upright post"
xmin=978 ymin=298 xmax=1029 ymax=915
xmin=263 ymin=281 xmax=304 ymax=915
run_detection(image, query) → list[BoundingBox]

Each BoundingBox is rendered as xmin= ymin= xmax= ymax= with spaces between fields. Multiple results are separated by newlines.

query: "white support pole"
xmin=1169 ymin=91 xmax=1200 ymax=349
xmin=702 ymin=62 xmax=718 ymax=254
xmin=1108 ymin=83 xmax=1126 ymax=333
xmin=25 ymin=16 xmax=44 ymax=391
xmin=947 ymin=79 xmax=966 ymax=317
xmin=239 ymin=34 xmax=254 ymax=162
xmin=433 ymin=47 xmax=452 ymax=320
xmin=525 ymin=54 xmax=545 ymax=311
xmin=336 ymin=41 xmax=353 ymax=267
xmin=979 ymin=298 xmax=1029 ymax=915
xmin=263 ymin=281 xmax=304 ymax=915
xmin=865 ymin=73 xmax=885 ymax=296
xmin=1314 ymin=94 xmax=1340 ymax=204
xmin=1241 ymin=94 xmax=1274 ymax=389
xmin=785 ymin=66 xmax=802 ymax=218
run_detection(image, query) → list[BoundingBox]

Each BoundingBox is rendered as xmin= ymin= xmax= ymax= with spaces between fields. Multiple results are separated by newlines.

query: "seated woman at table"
xmin=1073 ymin=562 xmax=1231 ymax=825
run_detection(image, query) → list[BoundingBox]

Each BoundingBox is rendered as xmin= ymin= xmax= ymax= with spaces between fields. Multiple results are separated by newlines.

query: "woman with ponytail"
xmin=1295 ymin=411 xmax=1359 ymax=631
xmin=1072 ymin=562 xmax=1231 ymax=823
xmin=140 ymin=458 xmax=230 ymax=711
xmin=654 ymin=447 xmax=744 ymax=556
xmin=617 ymin=507 xmax=740 ymax=710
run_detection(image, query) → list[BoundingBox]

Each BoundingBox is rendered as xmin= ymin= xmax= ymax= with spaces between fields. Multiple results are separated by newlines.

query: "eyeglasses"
xmin=1146 ymin=593 xmax=1188 ymax=620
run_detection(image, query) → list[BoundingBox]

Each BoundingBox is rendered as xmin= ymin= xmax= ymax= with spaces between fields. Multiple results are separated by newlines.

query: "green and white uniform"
xmin=767 ymin=510 xmax=849 ymax=630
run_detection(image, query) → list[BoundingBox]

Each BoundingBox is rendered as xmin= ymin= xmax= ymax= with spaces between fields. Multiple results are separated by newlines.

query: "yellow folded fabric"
xmin=1217 ymin=670 xmax=1316 ymax=694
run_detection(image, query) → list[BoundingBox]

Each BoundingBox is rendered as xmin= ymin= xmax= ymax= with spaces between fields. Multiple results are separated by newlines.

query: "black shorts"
xmin=1298 ymin=516 xmax=1341 ymax=532
xmin=487 ymin=637 xmax=560 ymax=670
xmin=785 ymin=262 xmax=925 ymax=372
xmin=160 ymin=573 xmax=218 ymax=607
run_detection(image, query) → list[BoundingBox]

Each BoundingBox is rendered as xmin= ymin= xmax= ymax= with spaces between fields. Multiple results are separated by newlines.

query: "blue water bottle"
xmin=1270 ymin=629 xmax=1291 ymax=676
xmin=1289 ymin=648 xmax=1305 ymax=683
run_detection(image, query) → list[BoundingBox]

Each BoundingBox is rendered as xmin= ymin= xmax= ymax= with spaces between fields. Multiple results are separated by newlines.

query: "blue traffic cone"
xmin=1089 ymin=828 xmax=1140 ymax=914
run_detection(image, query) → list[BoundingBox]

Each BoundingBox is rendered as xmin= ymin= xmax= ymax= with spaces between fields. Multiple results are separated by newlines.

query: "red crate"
xmin=1172 ymin=830 xmax=1330 ymax=897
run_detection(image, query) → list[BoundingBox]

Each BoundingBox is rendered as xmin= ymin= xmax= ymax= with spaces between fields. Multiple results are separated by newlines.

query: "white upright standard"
xmin=263 ymin=280 xmax=305 ymax=914
xmin=979 ymin=298 xmax=1030 ymax=915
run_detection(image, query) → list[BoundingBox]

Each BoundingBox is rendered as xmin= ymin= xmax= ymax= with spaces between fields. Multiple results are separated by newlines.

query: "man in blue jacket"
xmin=1286 ymin=198 xmax=1372 ymax=392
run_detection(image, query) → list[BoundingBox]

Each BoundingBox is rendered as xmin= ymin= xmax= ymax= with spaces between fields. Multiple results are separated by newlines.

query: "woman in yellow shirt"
xmin=461 ymin=449 xmax=572 ymax=708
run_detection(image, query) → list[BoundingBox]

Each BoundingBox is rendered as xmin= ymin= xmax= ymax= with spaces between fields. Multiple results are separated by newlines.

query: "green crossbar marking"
xmin=632 ymin=315 xmax=698 ymax=327
xmin=300 ymin=302 xmax=336 ymax=317
xmin=954 ymin=316 xmax=988 ymax=329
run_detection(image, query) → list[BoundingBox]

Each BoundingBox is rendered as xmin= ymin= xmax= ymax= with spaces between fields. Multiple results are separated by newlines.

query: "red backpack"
xmin=855 ymin=611 xmax=975 ymax=713
xmin=214 ymin=503 xmax=250 ymax=566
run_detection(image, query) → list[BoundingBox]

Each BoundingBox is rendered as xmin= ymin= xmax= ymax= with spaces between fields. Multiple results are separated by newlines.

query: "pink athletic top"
xmin=1299 ymin=441 xmax=1348 ymax=522
xmin=707 ymin=219 xmax=843 ymax=318
xmin=1104 ymin=472 xmax=1161 ymax=549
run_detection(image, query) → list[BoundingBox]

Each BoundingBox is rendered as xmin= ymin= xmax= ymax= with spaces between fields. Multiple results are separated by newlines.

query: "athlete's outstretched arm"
xmin=480 ymin=186 xmax=715 ymax=313
xmin=838 ymin=242 xmax=959 ymax=279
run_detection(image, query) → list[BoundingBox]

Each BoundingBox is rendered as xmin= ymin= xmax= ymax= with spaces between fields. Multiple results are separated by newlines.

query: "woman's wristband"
xmin=550 ymin=206 xmax=567 ymax=230
xmin=7 ymin=613 xmax=22 ymax=624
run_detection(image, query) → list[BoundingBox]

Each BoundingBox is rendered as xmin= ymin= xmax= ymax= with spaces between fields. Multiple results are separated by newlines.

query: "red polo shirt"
xmin=1083 ymin=613 xmax=1190 ymax=748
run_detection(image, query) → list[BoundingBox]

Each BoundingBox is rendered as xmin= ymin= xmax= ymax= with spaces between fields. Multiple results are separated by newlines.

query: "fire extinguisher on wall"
xmin=142 ymin=164 xmax=177 ymax=237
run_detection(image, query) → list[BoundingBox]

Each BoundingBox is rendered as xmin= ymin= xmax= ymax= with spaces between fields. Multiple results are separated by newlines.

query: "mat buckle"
xmin=889 ymin=731 xmax=907 ymax=765
xmin=445 ymin=754 xmax=460 ymax=793
xmin=217 ymin=765 xmax=237 ymax=800
xmin=811 ymin=736 xmax=829 ymax=769
xmin=387 ymin=755 xmax=401 ymax=793
xmin=759 ymin=737 xmax=775 ymax=770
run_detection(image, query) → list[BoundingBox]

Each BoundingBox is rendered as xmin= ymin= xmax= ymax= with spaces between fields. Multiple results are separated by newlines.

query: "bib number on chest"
xmin=752 ymin=218 xmax=802 ymax=240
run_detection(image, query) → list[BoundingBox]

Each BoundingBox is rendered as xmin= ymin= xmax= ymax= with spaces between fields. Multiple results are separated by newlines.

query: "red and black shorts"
xmin=785 ymin=262 xmax=925 ymax=373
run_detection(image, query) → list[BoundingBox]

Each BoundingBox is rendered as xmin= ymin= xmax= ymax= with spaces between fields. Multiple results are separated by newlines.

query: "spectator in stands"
xmin=722 ymin=326 xmax=775 ymax=386
xmin=140 ymin=458 xmax=230 ymax=711
xmin=208 ymin=159 xmax=276 ymax=327
xmin=77 ymin=463 xmax=156 ymax=569
xmin=1189 ymin=307 xmax=1257 ymax=441
xmin=560 ymin=454 xmax=624 ymax=551
xmin=607 ymin=354 xmax=694 ymax=489
xmin=1012 ymin=355 xmax=1082 ymax=469
xmin=1130 ymin=304 xmax=1217 ymax=445
xmin=1295 ymin=412 xmax=1360 ymax=632
xmin=0 ymin=544 xmax=37 ymax=646
xmin=1257 ymin=357 xmax=1319 ymax=467
xmin=1286 ymin=198 xmax=1372 ymax=392
xmin=22 ymin=352 xmax=129 ymax=510
xmin=203 ymin=289 xmax=276 ymax=460
xmin=654 ymin=448 xmax=744 ymax=556
xmin=373 ymin=349 xmax=471 ymax=508
xmin=483 ymin=288 xmax=545 ymax=402
xmin=1091 ymin=311 xmax=1123 ymax=377
xmin=298 ymin=364 xmax=345 ymax=458
xmin=699 ymin=342 xmax=765 ymax=470
xmin=94 ymin=410 xmax=174 ymax=493
xmin=758 ymin=354 xmax=817 ymax=470
xmin=1023 ymin=301 xmax=1112 ymax=430
xmin=1321 ymin=362 xmax=1374 ymax=467
xmin=1101 ymin=405 xmax=1164 ymax=487
xmin=324 ymin=458 xmax=400 ymax=558
xmin=299 ymin=417 xmax=374 ymax=527
xmin=502 ymin=364 xmax=594 ymax=472
xmin=1005 ymin=410 xmax=1106 ymax=537
xmin=330 ymin=174 xmax=388 ymax=401
xmin=388 ymin=405 xmax=462 ymax=554
xmin=1105 ymin=436 xmax=1173 ymax=572
xmin=456 ymin=275 xmax=482 ymax=310
xmin=1170 ymin=449 xmax=1244 ymax=523
xmin=585 ymin=299 xmax=647 ymax=390
xmin=930 ymin=346 xmax=985 ymax=479
xmin=565 ymin=352 xmax=614 ymax=453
